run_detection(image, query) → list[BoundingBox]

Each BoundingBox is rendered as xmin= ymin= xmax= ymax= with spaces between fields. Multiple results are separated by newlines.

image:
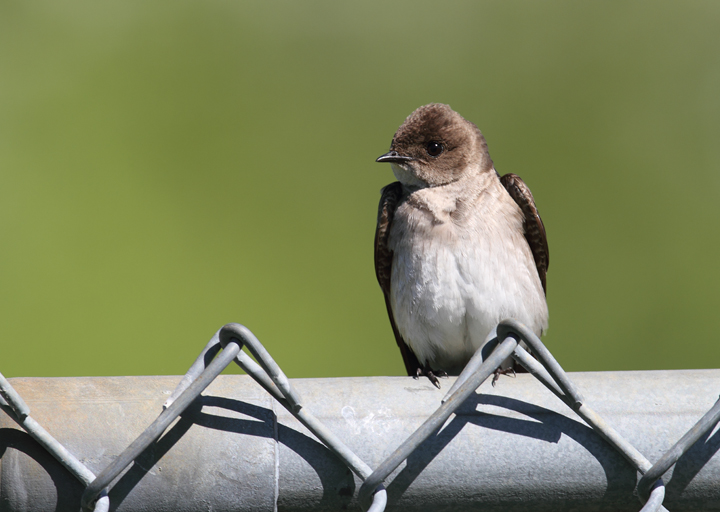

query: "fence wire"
xmin=1 ymin=319 xmax=719 ymax=511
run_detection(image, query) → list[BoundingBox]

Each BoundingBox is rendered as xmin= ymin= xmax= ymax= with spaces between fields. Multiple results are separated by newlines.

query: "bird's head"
xmin=376 ymin=103 xmax=493 ymax=187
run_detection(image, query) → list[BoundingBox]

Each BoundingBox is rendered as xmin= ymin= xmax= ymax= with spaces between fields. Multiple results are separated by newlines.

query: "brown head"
xmin=376 ymin=103 xmax=493 ymax=187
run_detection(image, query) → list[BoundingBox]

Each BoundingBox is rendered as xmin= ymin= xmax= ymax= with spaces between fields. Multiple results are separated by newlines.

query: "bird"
xmin=374 ymin=103 xmax=549 ymax=388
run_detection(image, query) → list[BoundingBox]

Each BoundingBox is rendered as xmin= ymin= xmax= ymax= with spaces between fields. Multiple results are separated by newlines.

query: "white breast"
xmin=388 ymin=175 xmax=548 ymax=374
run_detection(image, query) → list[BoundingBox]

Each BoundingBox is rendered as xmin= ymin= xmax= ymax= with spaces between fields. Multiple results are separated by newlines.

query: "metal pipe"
xmin=80 ymin=341 xmax=242 ymax=510
xmin=637 ymin=395 xmax=720 ymax=501
xmin=164 ymin=324 xmax=387 ymax=510
xmin=358 ymin=334 xmax=519 ymax=507
xmin=0 ymin=371 xmax=110 ymax=512
xmin=2 ymin=370 xmax=720 ymax=511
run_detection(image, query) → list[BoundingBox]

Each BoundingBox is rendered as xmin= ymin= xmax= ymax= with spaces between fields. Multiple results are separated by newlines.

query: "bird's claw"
xmin=491 ymin=367 xmax=516 ymax=387
xmin=416 ymin=367 xmax=447 ymax=389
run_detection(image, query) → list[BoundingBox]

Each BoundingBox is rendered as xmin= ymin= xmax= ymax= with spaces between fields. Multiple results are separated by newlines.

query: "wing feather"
xmin=500 ymin=173 xmax=549 ymax=294
xmin=374 ymin=182 xmax=422 ymax=376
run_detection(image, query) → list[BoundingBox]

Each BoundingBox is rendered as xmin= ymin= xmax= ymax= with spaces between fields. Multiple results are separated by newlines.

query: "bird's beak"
xmin=376 ymin=150 xmax=413 ymax=163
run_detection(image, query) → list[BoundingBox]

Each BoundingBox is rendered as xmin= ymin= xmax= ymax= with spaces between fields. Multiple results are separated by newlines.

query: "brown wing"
xmin=500 ymin=173 xmax=549 ymax=294
xmin=374 ymin=182 xmax=422 ymax=376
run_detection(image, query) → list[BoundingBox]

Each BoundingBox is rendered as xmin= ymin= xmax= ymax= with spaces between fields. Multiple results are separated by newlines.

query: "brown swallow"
xmin=375 ymin=103 xmax=549 ymax=387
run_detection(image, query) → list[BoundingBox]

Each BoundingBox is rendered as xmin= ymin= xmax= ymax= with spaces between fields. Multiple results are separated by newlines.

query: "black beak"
xmin=376 ymin=150 xmax=413 ymax=163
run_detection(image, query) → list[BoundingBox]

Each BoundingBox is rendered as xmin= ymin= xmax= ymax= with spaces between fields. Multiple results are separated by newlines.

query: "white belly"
xmin=389 ymin=208 xmax=548 ymax=374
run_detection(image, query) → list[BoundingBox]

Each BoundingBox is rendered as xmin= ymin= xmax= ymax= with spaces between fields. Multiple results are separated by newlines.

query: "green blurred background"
xmin=1 ymin=1 xmax=719 ymax=378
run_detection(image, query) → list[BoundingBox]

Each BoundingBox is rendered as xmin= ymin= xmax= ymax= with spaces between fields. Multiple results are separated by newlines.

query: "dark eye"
xmin=425 ymin=141 xmax=444 ymax=157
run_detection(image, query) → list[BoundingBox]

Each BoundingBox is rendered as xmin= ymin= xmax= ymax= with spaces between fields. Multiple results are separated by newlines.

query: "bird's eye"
xmin=425 ymin=141 xmax=444 ymax=157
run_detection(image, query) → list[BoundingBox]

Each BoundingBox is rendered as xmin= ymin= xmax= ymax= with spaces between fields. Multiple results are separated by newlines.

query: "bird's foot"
xmin=491 ymin=367 xmax=516 ymax=387
xmin=416 ymin=367 xmax=448 ymax=389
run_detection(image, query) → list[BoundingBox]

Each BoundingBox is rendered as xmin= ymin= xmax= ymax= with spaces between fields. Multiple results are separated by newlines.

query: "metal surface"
xmin=358 ymin=333 xmax=519 ymax=507
xmin=358 ymin=319 xmax=675 ymax=512
xmin=82 ymin=323 xmax=382 ymax=511
xmin=637 ymin=396 xmax=720 ymax=502
xmin=178 ymin=324 xmax=388 ymax=510
xmin=2 ymin=320 xmax=720 ymax=511
xmin=81 ymin=340 xmax=243 ymax=510
xmin=0 ymin=372 xmax=110 ymax=512
xmin=2 ymin=370 xmax=720 ymax=511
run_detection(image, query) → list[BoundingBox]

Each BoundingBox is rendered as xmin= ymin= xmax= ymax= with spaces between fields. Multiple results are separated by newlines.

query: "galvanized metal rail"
xmin=1 ymin=319 xmax=719 ymax=511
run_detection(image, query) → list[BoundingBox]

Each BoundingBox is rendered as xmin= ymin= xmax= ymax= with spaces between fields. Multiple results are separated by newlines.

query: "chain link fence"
xmin=2 ymin=319 xmax=719 ymax=511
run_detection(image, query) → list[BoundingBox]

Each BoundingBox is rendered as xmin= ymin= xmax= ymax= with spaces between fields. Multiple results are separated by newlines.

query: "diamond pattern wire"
xmin=1 ymin=319 xmax=720 ymax=512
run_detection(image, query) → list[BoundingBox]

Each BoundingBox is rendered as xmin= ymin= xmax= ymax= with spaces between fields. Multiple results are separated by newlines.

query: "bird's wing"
xmin=375 ymin=182 xmax=422 ymax=376
xmin=500 ymin=173 xmax=549 ymax=294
